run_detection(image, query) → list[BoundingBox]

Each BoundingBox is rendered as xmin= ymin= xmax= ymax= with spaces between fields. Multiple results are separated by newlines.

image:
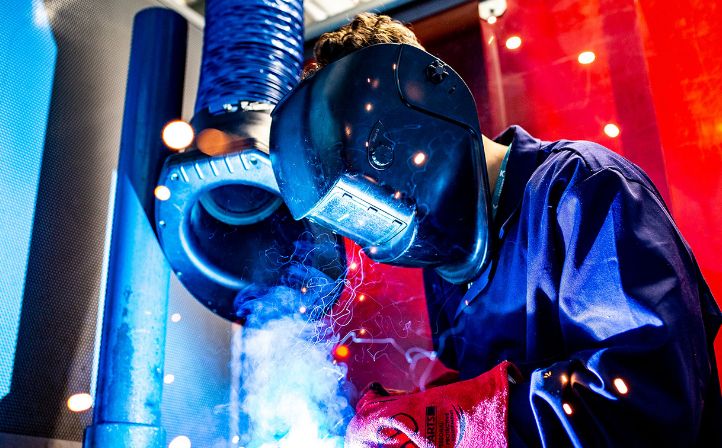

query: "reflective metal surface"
xmin=156 ymin=149 xmax=346 ymax=321
xmin=271 ymin=43 xmax=492 ymax=284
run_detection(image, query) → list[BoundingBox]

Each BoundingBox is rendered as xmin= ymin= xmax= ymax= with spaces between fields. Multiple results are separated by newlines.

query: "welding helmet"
xmin=270 ymin=44 xmax=492 ymax=284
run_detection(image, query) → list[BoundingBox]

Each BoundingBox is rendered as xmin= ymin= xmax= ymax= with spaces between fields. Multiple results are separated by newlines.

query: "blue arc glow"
xmin=237 ymin=315 xmax=351 ymax=447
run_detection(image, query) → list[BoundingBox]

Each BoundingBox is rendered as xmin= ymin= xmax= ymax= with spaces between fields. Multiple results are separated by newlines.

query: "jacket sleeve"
xmin=512 ymin=162 xmax=721 ymax=447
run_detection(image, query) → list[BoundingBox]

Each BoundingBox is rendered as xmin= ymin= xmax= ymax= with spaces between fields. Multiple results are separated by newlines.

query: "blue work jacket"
xmin=423 ymin=126 xmax=722 ymax=447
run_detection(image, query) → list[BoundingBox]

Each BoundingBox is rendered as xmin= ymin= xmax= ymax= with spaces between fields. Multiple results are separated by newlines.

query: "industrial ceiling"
xmin=175 ymin=0 xmax=467 ymax=40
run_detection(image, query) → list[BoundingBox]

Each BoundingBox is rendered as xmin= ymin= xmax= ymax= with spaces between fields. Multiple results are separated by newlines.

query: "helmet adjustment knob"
xmin=426 ymin=60 xmax=449 ymax=84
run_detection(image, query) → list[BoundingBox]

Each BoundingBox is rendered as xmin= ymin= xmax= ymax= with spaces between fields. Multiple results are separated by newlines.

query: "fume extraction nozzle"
xmin=155 ymin=0 xmax=346 ymax=322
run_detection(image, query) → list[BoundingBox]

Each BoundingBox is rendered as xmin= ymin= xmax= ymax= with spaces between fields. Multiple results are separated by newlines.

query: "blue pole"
xmin=84 ymin=8 xmax=187 ymax=448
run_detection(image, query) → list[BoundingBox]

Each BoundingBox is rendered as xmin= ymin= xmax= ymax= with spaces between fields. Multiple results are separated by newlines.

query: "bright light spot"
xmin=67 ymin=393 xmax=93 ymax=412
xmin=578 ymin=51 xmax=596 ymax=65
xmin=366 ymin=77 xmax=372 ymax=84
xmin=359 ymin=328 xmax=367 ymax=335
xmin=154 ymin=185 xmax=171 ymax=201
xmin=300 ymin=286 xmax=308 ymax=294
xmin=334 ymin=345 xmax=350 ymax=359
xmin=561 ymin=374 xmax=568 ymax=384
xmin=170 ymin=313 xmax=181 ymax=323
xmin=169 ymin=435 xmax=191 ymax=448
xmin=412 ymin=152 xmax=427 ymax=166
xmin=162 ymin=120 xmax=194 ymax=150
xmin=299 ymin=306 xmax=307 ymax=314
xmin=349 ymin=262 xmax=358 ymax=270
xmin=487 ymin=16 xmax=497 ymax=24
xmin=369 ymin=246 xmax=378 ymax=254
xmin=613 ymin=377 xmax=629 ymax=395
xmin=604 ymin=123 xmax=621 ymax=138
xmin=562 ymin=403 xmax=573 ymax=415
xmin=392 ymin=63 xmax=397 ymax=70
xmin=364 ymin=103 xmax=373 ymax=112
xmin=33 ymin=2 xmax=50 ymax=27
xmin=394 ymin=191 xmax=402 ymax=199
xmin=464 ymin=300 xmax=470 ymax=306
xmin=164 ymin=374 xmax=175 ymax=384
xmin=358 ymin=294 xmax=366 ymax=302
xmin=505 ymin=36 xmax=522 ymax=50
xmin=231 ymin=435 xmax=240 ymax=444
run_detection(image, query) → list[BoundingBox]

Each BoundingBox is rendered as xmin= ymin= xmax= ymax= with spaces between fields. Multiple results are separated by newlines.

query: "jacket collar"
xmin=491 ymin=126 xmax=543 ymax=239
xmin=452 ymin=126 xmax=543 ymax=319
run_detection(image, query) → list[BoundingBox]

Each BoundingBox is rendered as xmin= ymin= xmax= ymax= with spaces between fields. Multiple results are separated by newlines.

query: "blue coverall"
xmin=423 ymin=126 xmax=722 ymax=447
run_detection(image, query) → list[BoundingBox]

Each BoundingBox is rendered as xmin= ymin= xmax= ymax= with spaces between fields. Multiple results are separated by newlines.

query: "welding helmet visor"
xmin=270 ymin=44 xmax=492 ymax=284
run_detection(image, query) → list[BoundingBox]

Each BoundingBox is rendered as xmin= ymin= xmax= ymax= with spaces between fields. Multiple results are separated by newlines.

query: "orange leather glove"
xmin=345 ymin=362 xmax=518 ymax=448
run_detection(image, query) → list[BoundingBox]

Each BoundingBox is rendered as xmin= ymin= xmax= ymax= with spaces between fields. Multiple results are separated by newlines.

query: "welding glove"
xmin=345 ymin=361 xmax=519 ymax=448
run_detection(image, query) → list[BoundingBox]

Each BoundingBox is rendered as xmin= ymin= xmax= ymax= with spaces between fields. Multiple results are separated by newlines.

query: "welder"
xmin=270 ymin=13 xmax=722 ymax=447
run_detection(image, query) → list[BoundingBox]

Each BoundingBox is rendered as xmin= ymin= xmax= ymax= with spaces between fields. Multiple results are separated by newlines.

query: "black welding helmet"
xmin=270 ymin=44 xmax=492 ymax=284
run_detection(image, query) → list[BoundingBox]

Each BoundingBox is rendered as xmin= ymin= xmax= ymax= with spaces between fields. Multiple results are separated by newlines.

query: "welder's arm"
xmin=345 ymin=361 xmax=518 ymax=447
xmin=510 ymin=167 xmax=721 ymax=447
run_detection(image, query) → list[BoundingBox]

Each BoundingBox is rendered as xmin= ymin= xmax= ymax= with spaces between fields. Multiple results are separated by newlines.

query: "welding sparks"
xmin=334 ymin=344 xmax=350 ymax=359
xmin=614 ymin=377 xmax=629 ymax=395
xmin=563 ymin=403 xmax=573 ymax=415
xmin=412 ymin=151 xmax=427 ymax=166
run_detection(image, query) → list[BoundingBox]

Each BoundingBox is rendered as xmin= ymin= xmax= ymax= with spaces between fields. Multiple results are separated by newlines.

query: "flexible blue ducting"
xmin=195 ymin=0 xmax=304 ymax=113
xmin=155 ymin=0 xmax=346 ymax=324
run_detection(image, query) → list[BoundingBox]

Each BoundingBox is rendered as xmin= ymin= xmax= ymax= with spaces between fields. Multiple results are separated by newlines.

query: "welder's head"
xmin=270 ymin=17 xmax=492 ymax=285
xmin=304 ymin=13 xmax=425 ymax=78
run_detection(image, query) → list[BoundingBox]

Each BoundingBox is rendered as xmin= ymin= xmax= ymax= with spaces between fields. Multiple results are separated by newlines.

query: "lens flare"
xmin=67 ymin=393 xmax=93 ymax=412
xmin=162 ymin=120 xmax=194 ymax=150
xmin=412 ymin=152 xmax=427 ymax=166
xmin=154 ymin=185 xmax=171 ymax=201
xmin=578 ymin=51 xmax=596 ymax=65
xmin=604 ymin=123 xmax=621 ymax=138
xmin=196 ymin=128 xmax=233 ymax=156
xmin=505 ymin=36 xmax=522 ymax=50
xmin=168 ymin=435 xmax=191 ymax=448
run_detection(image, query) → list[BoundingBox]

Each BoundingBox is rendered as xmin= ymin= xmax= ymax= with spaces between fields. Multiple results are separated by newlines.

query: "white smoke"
xmin=237 ymin=315 xmax=352 ymax=447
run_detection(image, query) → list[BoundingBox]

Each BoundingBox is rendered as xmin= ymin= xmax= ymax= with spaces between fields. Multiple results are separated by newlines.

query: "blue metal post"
xmin=84 ymin=8 xmax=187 ymax=448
